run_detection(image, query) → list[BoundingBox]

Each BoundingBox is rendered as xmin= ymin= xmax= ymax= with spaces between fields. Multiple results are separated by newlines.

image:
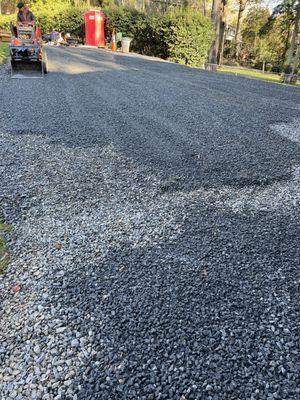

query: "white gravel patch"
xmin=271 ymin=118 xmax=300 ymax=144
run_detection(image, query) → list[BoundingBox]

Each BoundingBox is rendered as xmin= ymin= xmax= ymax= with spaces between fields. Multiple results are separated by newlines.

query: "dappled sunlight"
xmin=48 ymin=47 xmax=128 ymax=74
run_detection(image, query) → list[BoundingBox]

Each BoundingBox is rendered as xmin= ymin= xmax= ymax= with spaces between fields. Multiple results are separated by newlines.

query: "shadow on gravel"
xmin=48 ymin=204 xmax=300 ymax=399
xmin=49 ymin=47 xmax=300 ymax=94
xmin=220 ymin=173 xmax=292 ymax=190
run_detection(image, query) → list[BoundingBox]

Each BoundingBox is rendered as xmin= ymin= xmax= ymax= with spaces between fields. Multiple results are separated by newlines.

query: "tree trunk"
xmin=202 ymin=0 xmax=207 ymax=16
xmin=207 ymin=0 xmax=222 ymax=69
xmin=218 ymin=0 xmax=227 ymax=65
xmin=234 ymin=2 xmax=243 ymax=43
xmin=282 ymin=27 xmax=291 ymax=64
xmin=287 ymin=4 xmax=300 ymax=66
xmin=291 ymin=32 xmax=300 ymax=74
xmin=283 ymin=3 xmax=300 ymax=84
xmin=234 ymin=0 xmax=246 ymax=60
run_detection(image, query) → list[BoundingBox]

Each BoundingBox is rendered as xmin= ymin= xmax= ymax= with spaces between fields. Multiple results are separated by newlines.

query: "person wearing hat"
xmin=17 ymin=2 xmax=35 ymax=22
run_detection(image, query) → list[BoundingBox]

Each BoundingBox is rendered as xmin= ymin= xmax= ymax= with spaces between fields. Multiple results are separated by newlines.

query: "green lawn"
xmin=0 ymin=223 xmax=12 ymax=274
xmin=218 ymin=66 xmax=300 ymax=87
xmin=0 ymin=43 xmax=9 ymax=65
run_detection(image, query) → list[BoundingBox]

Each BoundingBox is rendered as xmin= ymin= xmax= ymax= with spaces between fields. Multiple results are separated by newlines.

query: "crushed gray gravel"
xmin=0 ymin=47 xmax=300 ymax=400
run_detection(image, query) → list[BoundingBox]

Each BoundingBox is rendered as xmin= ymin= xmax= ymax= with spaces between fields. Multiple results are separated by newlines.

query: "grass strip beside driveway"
xmin=0 ymin=43 xmax=9 ymax=65
xmin=218 ymin=66 xmax=300 ymax=87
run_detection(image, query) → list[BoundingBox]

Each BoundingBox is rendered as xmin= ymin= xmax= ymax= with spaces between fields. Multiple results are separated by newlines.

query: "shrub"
xmin=265 ymin=62 xmax=273 ymax=72
xmin=162 ymin=9 xmax=214 ymax=67
xmin=103 ymin=6 xmax=214 ymax=67
xmin=283 ymin=65 xmax=292 ymax=74
xmin=0 ymin=14 xmax=16 ymax=31
xmin=103 ymin=5 xmax=141 ymax=38
xmin=130 ymin=13 xmax=168 ymax=58
xmin=0 ymin=6 xmax=86 ymax=37
xmin=35 ymin=7 xmax=87 ymax=37
xmin=1 ymin=4 xmax=214 ymax=66
xmin=282 ymin=65 xmax=298 ymax=75
xmin=54 ymin=7 xmax=86 ymax=37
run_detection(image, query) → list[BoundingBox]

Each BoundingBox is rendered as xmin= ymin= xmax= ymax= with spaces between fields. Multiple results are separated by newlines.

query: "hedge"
xmin=162 ymin=10 xmax=214 ymax=66
xmin=0 ymin=14 xmax=15 ymax=31
xmin=0 ymin=7 xmax=87 ymax=37
xmin=104 ymin=7 xmax=214 ymax=67
xmin=38 ymin=7 xmax=87 ymax=37
xmin=0 ymin=6 xmax=214 ymax=67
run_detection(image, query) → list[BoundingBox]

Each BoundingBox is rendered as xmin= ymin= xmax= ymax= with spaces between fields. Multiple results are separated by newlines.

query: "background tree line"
xmin=207 ymin=0 xmax=300 ymax=75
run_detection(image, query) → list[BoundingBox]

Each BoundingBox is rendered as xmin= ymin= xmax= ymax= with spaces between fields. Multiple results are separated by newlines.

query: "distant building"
xmin=225 ymin=25 xmax=236 ymax=42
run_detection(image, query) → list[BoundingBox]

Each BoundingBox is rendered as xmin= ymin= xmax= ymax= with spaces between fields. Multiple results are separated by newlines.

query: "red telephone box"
xmin=84 ymin=10 xmax=105 ymax=47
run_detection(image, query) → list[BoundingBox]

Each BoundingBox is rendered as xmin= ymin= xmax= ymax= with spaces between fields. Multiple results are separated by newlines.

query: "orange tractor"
xmin=10 ymin=21 xmax=48 ymax=78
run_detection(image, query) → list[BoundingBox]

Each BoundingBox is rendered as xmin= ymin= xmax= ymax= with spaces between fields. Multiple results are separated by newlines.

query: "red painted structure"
xmin=84 ymin=10 xmax=105 ymax=47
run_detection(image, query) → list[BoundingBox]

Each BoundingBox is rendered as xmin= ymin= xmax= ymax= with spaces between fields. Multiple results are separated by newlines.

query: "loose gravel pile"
xmin=0 ymin=48 xmax=300 ymax=400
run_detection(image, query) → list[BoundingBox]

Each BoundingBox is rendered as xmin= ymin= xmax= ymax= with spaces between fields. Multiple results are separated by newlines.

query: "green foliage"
xmin=104 ymin=6 xmax=214 ymax=66
xmin=104 ymin=5 xmax=143 ymax=38
xmin=258 ymin=0 xmax=299 ymax=68
xmin=55 ymin=7 xmax=87 ymax=36
xmin=0 ymin=222 xmax=12 ymax=275
xmin=1 ymin=2 xmax=213 ymax=65
xmin=162 ymin=9 xmax=214 ymax=66
xmin=238 ymin=5 xmax=287 ymax=69
xmin=0 ymin=223 xmax=12 ymax=233
xmin=37 ymin=7 xmax=87 ymax=36
xmin=0 ymin=44 xmax=9 ymax=65
xmin=257 ymin=31 xmax=284 ymax=64
xmin=0 ymin=236 xmax=10 ymax=275
xmin=0 ymin=14 xmax=15 ymax=31
xmin=259 ymin=0 xmax=297 ymax=36
xmin=283 ymin=64 xmax=298 ymax=74
xmin=29 ymin=1 xmax=88 ymax=35
xmin=30 ymin=0 xmax=73 ymax=13
xmin=0 ymin=1 xmax=88 ymax=36
xmin=134 ymin=13 xmax=168 ymax=58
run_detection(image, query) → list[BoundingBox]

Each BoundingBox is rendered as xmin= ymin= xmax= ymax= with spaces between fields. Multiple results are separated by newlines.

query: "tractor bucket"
xmin=11 ymin=60 xmax=44 ymax=79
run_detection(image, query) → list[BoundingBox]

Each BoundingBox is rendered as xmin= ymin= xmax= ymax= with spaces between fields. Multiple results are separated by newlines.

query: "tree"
xmin=292 ymin=32 xmax=300 ymax=72
xmin=240 ymin=6 xmax=269 ymax=62
xmin=260 ymin=0 xmax=300 ymax=66
xmin=218 ymin=0 xmax=227 ymax=64
xmin=287 ymin=1 xmax=300 ymax=66
xmin=234 ymin=0 xmax=247 ymax=42
xmin=232 ymin=0 xmax=260 ymax=59
xmin=207 ymin=0 xmax=227 ymax=68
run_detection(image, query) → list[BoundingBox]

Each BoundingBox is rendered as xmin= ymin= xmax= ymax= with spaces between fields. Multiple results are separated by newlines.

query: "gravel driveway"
xmin=1 ymin=47 xmax=300 ymax=400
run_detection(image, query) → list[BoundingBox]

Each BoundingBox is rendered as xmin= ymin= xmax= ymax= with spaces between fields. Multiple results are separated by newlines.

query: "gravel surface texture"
xmin=0 ymin=47 xmax=300 ymax=400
